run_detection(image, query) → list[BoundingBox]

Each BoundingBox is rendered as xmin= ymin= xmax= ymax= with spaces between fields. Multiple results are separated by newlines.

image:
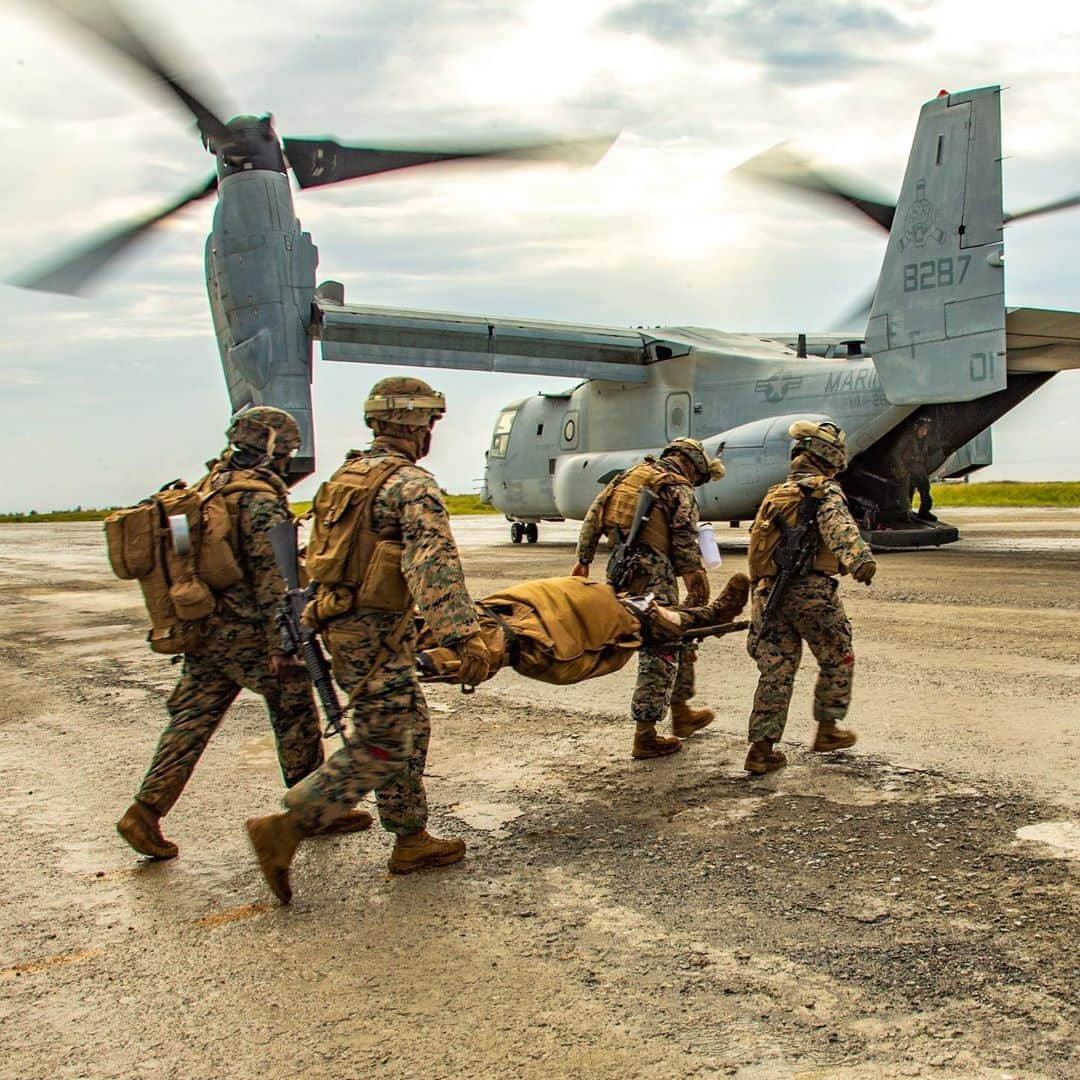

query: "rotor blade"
xmin=11 ymin=175 xmax=218 ymax=295
xmin=283 ymin=133 xmax=617 ymax=190
xmin=1005 ymin=192 xmax=1080 ymax=225
xmin=830 ymin=286 xmax=876 ymax=332
xmin=734 ymin=143 xmax=896 ymax=232
xmin=35 ymin=0 xmax=233 ymax=146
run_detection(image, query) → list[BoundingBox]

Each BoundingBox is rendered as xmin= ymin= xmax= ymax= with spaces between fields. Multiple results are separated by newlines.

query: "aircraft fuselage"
xmin=484 ymin=333 xmax=911 ymax=524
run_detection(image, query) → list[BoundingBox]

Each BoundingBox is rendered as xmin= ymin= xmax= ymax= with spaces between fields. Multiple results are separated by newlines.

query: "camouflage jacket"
xmin=203 ymin=462 xmax=291 ymax=654
xmin=890 ymin=427 xmax=932 ymax=475
xmin=342 ymin=439 xmax=481 ymax=645
xmin=576 ymin=459 xmax=703 ymax=576
xmin=790 ymin=457 xmax=874 ymax=574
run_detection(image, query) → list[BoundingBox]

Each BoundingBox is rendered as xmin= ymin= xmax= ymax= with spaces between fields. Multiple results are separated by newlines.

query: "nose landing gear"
xmin=509 ymin=521 xmax=539 ymax=544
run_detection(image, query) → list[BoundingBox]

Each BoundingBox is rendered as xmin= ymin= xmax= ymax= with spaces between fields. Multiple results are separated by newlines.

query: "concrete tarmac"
xmin=0 ymin=509 xmax=1077 ymax=1079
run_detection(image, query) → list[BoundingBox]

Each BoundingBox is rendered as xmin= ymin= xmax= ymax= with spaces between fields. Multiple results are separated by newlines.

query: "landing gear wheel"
xmin=510 ymin=522 xmax=525 ymax=544
xmin=525 ymin=523 xmax=539 ymax=544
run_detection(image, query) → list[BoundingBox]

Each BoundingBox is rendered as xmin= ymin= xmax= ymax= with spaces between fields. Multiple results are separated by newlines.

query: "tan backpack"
xmin=105 ymin=473 xmax=283 ymax=654
xmin=747 ymin=476 xmax=840 ymax=581
xmin=304 ymin=455 xmax=412 ymax=613
xmin=599 ymin=460 xmax=689 ymax=556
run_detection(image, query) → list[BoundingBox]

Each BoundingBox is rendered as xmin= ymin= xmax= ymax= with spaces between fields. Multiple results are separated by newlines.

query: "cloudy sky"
xmin=2 ymin=0 xmax=1079 ymax=512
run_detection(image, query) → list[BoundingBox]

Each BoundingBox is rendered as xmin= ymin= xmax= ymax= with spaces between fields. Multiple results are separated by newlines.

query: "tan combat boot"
xmin=632 ymin=724 xmax=683 ymax=760
xmin=313 ymin=809 xmax=374 ymax=836
xmin=671 ymin=701 xmax=715 ymax=739
xmin=744 ymin=740 xmax=787 ymax=775
xmin=812 ymin=721 xmax=857 ymax=752
xmin=246 ymin=812 xmax=306 ymax=904
xmin=116 ymin=800 xmax=179 ymax=860
xmin=388 ymin=831 xmax=467 ymax=875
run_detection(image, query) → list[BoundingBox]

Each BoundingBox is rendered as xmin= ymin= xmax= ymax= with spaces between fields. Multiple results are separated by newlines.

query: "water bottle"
xmin=697 ymin=523 xmax=721 ymax=568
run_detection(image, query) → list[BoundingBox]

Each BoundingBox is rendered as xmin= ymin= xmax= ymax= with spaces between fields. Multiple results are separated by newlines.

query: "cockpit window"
xmin=490 ymin=406 xmax=518 ymax=459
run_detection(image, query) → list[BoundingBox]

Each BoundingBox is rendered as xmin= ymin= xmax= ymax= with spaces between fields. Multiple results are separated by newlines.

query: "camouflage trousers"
xmin=746 ymin=574 xmax=854 ymax=743
xmin=632 ymin=645 xmax=697 ymax=727
xmin=894 ymin=469 xmax=931 ymax=516
xmin=284 ymin=611 xmax=429 ymax=837
xmin=137 ymin=620 xmax=324 ymax=816
xmin=908 ymin=473 xmax=932 ymax=514
xmin=627 ymin=552 xmax=697 ymax=728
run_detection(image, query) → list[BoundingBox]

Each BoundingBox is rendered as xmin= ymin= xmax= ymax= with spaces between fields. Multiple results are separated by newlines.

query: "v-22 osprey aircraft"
xmin=14 ymin=5 xmax=1080 ymax=548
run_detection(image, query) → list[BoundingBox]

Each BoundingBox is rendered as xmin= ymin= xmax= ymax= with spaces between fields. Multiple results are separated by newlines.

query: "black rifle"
xmin=268 ymin=520 xmax=346 ymax=743
xmin=760 ymin=492 xmax=820 ymax=629
xmin=680 ymin=619 xmax=751 ymax=641
xmin=606 ymin=487 xmax=657 ymax=592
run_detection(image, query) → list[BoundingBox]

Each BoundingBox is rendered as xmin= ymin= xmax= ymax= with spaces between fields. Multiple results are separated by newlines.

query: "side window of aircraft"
xmin=490 ymin=406 xmax=518 ymax=459
xmin=561 ymin=412 xmax=579 ymax=449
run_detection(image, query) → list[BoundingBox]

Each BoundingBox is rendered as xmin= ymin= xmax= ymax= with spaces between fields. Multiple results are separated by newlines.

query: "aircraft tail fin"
xmin=867 ymin=86 xmax=1007 ymax=404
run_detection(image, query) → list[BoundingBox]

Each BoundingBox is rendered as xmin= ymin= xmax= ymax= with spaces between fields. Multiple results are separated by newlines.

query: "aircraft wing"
xmin=1005 ymin=308 xmax=1080 ymax=372
xmin=313 ymin=298 xmax=659 ymax=383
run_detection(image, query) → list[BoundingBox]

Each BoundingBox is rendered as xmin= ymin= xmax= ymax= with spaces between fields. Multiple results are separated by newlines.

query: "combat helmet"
xmin=364 ymin=376 xmax=446 ymax=430
xmin=789 ymin=420 xmax=847 ymax=471
xmin=226 ymin=405 xmax=301 ymax=457
xmin=660 ymin=437 xmax=726 ymax=484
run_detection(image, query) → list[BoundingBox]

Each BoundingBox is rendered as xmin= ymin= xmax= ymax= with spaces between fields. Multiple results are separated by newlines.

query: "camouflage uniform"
xmin=746 ymin=455 xmax=875 ymax=744
xmin=890 ymin=422 xmax=933 ymax=518
xmin=282 ymin=439 xmax=481 ymax=835
xmin=135 ymin=459 xmax=323 ymax=815
xmin=576 ymin=459 xmax=703 ymax=730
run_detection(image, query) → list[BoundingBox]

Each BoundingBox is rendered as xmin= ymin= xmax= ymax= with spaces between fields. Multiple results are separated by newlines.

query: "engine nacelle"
xmin=206 ymin=169 xmax=318 ymax=478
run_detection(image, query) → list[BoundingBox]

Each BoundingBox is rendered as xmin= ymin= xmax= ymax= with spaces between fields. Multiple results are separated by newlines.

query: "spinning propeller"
xmin=13 ymin=0 xmax=615 ymax=295
xmin=735 ymin=141 xmax=1080 ymax=330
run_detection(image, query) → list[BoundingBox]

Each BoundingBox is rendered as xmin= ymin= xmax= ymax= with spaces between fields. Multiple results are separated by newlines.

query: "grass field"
xmin=288 ymin=494 xmax=496 ymax=517
xmin=928 ymin=481 xmax=1080 ymax=507
xmin=0 ymin=494 xmax=499 ymax=523
xmin=4 ymin=483 xmax=1079 ymax=523
xmin=0 ymin=509 xmax=117 ymax=523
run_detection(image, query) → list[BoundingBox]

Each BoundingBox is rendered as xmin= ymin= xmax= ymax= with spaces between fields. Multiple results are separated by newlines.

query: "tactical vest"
xmin=747 ymin=475 xmax=841 ymax=581
xmin=304 ymin=453 xmax=413 ymax=614
xmin=104 ymin=467 xmax=286 ymax=654
xmin=599 ymin=461 xmax=690 ymax=556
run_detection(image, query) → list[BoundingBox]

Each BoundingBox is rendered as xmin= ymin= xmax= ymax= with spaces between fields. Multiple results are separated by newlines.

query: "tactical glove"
xmin=851 ymin=558 xmax=877 ymax=584
xmin=454 ymin=634 xmax=492 ymax=685
xmin=682 ymin=569 xmax=710 ymax=606
xmin=270 ymin=652 xmax=308 ymax=679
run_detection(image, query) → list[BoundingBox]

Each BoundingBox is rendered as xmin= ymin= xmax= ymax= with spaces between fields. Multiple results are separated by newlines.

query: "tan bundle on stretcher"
xmin=417 ymin=573 xmax=750 ymax=687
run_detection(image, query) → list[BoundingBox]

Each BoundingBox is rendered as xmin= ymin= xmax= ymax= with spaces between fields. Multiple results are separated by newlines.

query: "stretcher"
xmin=416 ymin=573 xmax=750 ymax=687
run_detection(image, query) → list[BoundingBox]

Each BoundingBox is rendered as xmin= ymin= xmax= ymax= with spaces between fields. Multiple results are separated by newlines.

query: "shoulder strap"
xmin=200 ymin=467 xmax=287 ymax=504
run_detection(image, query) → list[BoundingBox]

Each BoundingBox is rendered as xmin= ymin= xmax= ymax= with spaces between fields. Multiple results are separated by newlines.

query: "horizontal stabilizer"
xmin=313 ymin=299 xmax=654 ymax=383
xmin=1005 ymin=307 xmax=1080 ymax=372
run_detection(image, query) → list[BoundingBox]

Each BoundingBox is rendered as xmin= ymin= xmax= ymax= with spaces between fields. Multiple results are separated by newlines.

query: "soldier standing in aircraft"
xmin=116 ymin=408 xmax=373 ymax=860
xmin=571 ymin=438 xmax=724 ymax=759
xmin=743 ymin=421 xmax=877 ymax=775
xmin=246 ymin=377 xmax=491 ymax=904
xmin=891 ymin=415 xmax=937 ymax=521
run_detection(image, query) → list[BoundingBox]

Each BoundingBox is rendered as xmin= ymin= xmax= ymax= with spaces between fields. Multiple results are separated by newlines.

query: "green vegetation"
xmin=441 ymin=494 xmax=498 ymax=515
xmin=286 ymin=494 xmax=497 ymax=517
xmin=6 ymin=484 xmax=1077 ymax=523
xmin=930 ymin=481 xmax=1080 ymax=507
xmin=0 ymin=508 xmax=118 ymax=523
xmin=1 ymin=494 xmax=497 ymax=523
